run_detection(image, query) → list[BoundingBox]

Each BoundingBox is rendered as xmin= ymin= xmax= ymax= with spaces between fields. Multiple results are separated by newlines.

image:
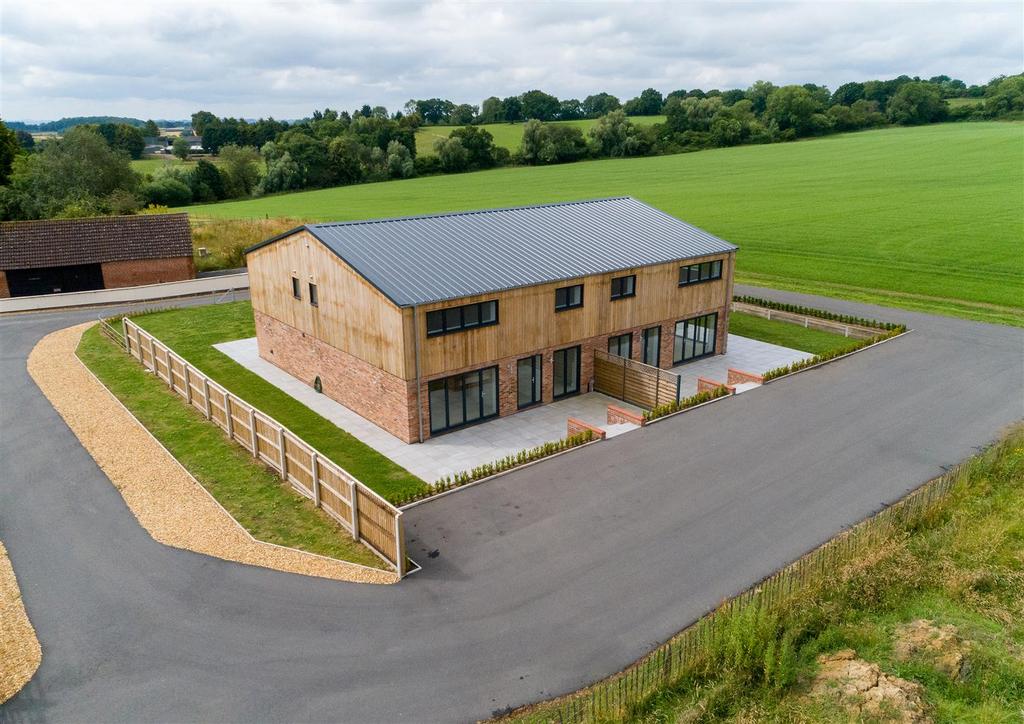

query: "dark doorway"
xmin=6 ymin=263 xmax=104 ymax=297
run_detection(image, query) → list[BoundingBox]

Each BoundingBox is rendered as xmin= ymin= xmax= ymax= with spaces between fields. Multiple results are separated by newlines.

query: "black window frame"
xmin=554 ymin=283 xmax=584 ymax=312
xmin=425 ymin=300 xmax=499 ymax=337
xmin=516 ymin=354 xmax=543 ymax=409
xmin=552 ymin=345 xmax=581 ymax=399
xmin=610 ymin=274 xmax=636 ymax=300
xmin=308 ymin=282 xmax=319 ymax=307
xmin=678 ymin=259 xmax=723 ymax=287
xmin=427 ymin=365 xmax=500 ymax=435
xmin=291 ymin=276 xmax=302 ymax=300
xmin=607 ymin=332 xmax=633 ymax=359
xmin=672 ymin=312 xmax=719 ymax=364
xmin=642 ymin=326 xmax=661 ymax=367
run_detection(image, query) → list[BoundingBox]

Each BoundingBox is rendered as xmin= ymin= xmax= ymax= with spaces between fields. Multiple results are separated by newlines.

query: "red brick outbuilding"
xmin=0 ymin=213 xmax=194 ymax=298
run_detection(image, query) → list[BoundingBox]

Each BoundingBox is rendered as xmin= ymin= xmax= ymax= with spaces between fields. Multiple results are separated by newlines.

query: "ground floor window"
xmin=517 ymin=354 xmax=543 ymax=409
xmin=553 ymin=345 xmax=581 ymax=399
xmin=642 ymin=326 xmax=661 ymax=366
xmin=607 ymin=333 xmax=632 ymax=359
xmin=428 ymin=366 xmax=499 ymax=434
xmin=673 ymin=312 xmax=718 ymax=364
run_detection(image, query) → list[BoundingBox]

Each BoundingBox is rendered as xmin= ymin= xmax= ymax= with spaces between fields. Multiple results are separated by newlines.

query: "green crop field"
xmin=414 ymin=115 xmax=666 ymax=156
xmin=131 ymin=156 xmax=224 ymax=174
xmin=184 ymin=123 xmax=1024 ymax=325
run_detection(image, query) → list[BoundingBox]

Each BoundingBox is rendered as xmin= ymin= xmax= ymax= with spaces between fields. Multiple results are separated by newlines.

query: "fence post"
xmin=121 ymin=318 xmax=129 ymax=354
xmin=148 ymin=335 xmax=156 ymax=374
xmin=349 ymin=480 xmax=360 ymax=540
xmin=248 ymin=408 xmax=258 ymax=458
xmin=394 ymin=512 xmax=406 ymax=578
xmin=277 ymin=425 xmax=287 ymax=480
xmin=183 ymin=364 xmax=192 ymax=405
xmin=621 ymin=357 xmax=627 ymax=401
xmin=225 ymin=393 xmax=234 ymax=439
xmin=164 ymin=349 xmax=173 ymax=390
xmin=310 ymin=452 xmax=321 ymax=508
xmin=202 ymin=377 xmax=212 ymax=419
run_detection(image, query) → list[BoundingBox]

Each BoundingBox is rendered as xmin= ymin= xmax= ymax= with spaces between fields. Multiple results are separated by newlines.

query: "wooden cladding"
xmin=123 ymin=317 xmax=407 ymax=576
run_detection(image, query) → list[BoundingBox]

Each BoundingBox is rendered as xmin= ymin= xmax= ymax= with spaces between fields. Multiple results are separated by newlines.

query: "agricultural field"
xmin=183 ymin=123 xmax=1024 ymax=326
xmin=946 ymin=97 xmax=984 ymax=108
xmin=414 ymin=115 xmax=666 ymax=156
xmin=131 ymin=155 xmax=224 ymax=174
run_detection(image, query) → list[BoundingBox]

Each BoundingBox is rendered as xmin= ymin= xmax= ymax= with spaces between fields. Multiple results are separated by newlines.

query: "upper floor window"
xmin=679 ymin=259 xmax=723 ymax=286
xmin=308 ymin=282 xmax=319 ymax=307
xmin=291 ymin=277 xmax=301 ymax=300
xmin=426 ymin=300 xmax=499 ymax=337
xmin=610 ymin=274 xmax=636 ymax=300
xmin=555 ymin=284 xmax=584 ymax=311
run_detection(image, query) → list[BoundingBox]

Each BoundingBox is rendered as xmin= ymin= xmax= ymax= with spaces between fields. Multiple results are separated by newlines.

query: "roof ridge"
xmin=0 ymin=212 xmax=188 ymax=228
xmin=307 ymin=196 xmax=636 ymax=230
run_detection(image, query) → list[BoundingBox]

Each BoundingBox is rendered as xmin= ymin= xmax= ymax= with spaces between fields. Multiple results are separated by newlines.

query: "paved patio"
xmin=214 ymin=338 xmax=643 ymax=483
xmin=673 ymin=334 xmax=814 ymax=396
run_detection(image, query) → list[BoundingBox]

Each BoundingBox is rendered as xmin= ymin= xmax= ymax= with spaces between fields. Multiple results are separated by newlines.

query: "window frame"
xmin=425 ymin=300 xmax=499 ymax=337
xmin=607 ymin=332 xmax=633 ymax=359
xmin=554 ymin=283 xmax=584 ymax=312
xmin=516 ymin=354 xmax=543 ymax=409
xmin=552 ymin=345 xmax=581 ymax=399
xmin=427 ymin=365 xmax=500 ymax=434
xmin=308 ymin=282 xmax=319 ymax=307
xmin=672 ymin=312 xmax=719 ymax=365
xmin=642 ymin=326 xmax=661 ymax=367
xmin=678 ymin=259 xmax=724 ymax=287
xmin=610 ymin=274 xmax=636 ymax=300
xmin=291 ymin=276 xmax=302 ymax=300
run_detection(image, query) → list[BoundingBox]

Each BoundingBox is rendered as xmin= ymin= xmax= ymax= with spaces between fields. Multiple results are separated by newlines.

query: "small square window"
xmin=610 ymin=275 xmax=635 ymax=300
xmin=426 ymin=310 xmax=444 ymax=336
xmin=308 ymin=282 xmax=318 ymax=307
xmin=555 ymin=284 xmax=583 ymax=311
xmin=291 ymin=277 xmax=301 ymax=299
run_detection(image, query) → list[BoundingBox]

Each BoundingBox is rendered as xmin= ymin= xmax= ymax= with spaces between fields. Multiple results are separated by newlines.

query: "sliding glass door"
xmin=552 ymin=345 xmax=580 ymax=399
xmin=642 ymin=326 xmax=661 ymax=366
xmin=428 ymin=366 xmax=499 ymax=434
xmin=673 ymin=312 xmax=718 ymax=364
xmin=517 ymin=354 xmax=543 ymax=409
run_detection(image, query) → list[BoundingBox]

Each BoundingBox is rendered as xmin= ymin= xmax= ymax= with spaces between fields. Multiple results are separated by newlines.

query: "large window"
xmin=678 ymin=259 xmax=723 ymax=286
xmin=642 ymin=326 xmax=661 ymax=366
xmin=426 ymin=300 xmax=498 ymax=337
xmin=608 ymin=333 xmax=632 ymax=359
xmin=517 ymin=354 xmax=543 ymax=409
xmin=428 ymin=366 xmax=499 ymax=434
xmin=555 ymin=284 xmax=583 ymax=311
xmin=610 ymin=274 xmax=636 ymax=300
xmin=553 ymin=345 xmax=580 ymax=399
xmin=673 ymin=312 xmax=718 ymax=364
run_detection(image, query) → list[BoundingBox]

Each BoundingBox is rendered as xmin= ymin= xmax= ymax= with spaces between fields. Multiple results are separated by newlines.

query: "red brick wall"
xmin=727 ymin=368 xmax=764 ymax=385
xmin=255 ymin=311 xmax=420 ymax=443
xmin=697 ymin=377 xmax=735 ymax=395
xmin=0 ymin=271 xmax=8 ymax=299
xmin=101 ymin=256 xmax=195 ymax=289
xmin=607 ymin=405 xmax=645 ymax=426
xmin=567 ymin=418 xmax=606 ymax=440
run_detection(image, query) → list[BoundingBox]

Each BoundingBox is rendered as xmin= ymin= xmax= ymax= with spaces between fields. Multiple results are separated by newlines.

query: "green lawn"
xmin=183 ymin=123 xmax=1024 ymax=326
xmin=728 ymin=311 xmax=858 ymax=356
xmin=414 ymin=115 xmax=666 ymax=156
xmin=76 ymin=323 xmax=388 ymax=568
xmin=126 ymin=302 xmax=429 ymax=503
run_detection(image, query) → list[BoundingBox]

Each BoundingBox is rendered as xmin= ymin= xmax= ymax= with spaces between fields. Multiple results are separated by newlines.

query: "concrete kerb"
xmin=74 ymin=322 xmax=400 ymax=583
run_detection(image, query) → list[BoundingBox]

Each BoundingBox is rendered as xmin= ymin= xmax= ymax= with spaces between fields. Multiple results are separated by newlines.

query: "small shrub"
xmin=644 ymin=384 xmax=730 ymax=422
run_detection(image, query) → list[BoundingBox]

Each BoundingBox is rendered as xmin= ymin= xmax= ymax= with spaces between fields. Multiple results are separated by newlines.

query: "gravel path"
xmin=0 ymin=540 xmax=41 ymax=704
xmin=27 ymin=322 xmax=396 ymax=585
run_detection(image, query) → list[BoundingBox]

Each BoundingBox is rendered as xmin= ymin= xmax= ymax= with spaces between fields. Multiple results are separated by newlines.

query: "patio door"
xmin=553 ymin=345 xmax=580 ymax=399
xmin=642 ymin=326 xmax=661 ymax=366
xmin=673 ymin=312 xmax=718 ymax=364
xmin=517 ymin=354 xmax=543 ymax=409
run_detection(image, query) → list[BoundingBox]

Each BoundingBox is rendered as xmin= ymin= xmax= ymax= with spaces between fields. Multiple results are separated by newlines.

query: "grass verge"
xmin=727 ymin=311 xmax=855 ymax=356
xmin=123 ymin=302 xmax=429 ymax=503
xmin=77 ymin=323 xmax=388 ymax=569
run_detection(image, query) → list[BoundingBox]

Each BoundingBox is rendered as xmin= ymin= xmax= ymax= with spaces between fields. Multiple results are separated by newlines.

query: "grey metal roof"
xmin=269 ymin=197 xmax=737 ymax=307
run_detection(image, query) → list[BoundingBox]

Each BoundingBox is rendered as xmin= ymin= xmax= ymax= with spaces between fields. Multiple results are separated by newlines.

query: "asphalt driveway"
xmin=1 ymin=288 xmax=1021 ymax=722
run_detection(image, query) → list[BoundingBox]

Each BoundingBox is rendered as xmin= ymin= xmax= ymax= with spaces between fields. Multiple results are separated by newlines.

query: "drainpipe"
xmin=412 ymin=305 xmax=424 ymax=443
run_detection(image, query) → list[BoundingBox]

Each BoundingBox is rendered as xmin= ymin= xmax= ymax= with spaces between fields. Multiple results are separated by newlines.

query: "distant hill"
xmin=5 ymin=117 xmax=190 ymax=132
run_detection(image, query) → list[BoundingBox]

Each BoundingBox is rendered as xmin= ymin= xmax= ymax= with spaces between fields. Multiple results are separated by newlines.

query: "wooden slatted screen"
xmin=593 ymin=350 xmax=679 ymax=409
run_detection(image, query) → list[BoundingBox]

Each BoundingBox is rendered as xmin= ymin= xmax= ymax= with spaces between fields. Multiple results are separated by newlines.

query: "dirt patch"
xmin=0 ymin=541 xmax=42 ymax=704
xmin=28 ymin=323 xmax=396 ymax=585
xmin=894 ymin=619 xmax=969 ymax=680
xmin=810 ymin=649 xmax=930 ymax=723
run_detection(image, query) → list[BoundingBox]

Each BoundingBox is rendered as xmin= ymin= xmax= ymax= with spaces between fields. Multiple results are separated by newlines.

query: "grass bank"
xmin=77 ymin=324 xmax=388 ymax=568
xmin=512 ymin=425 xmax=1024 ymax=723
xmin=182 ymin=123 xmax=1024 ymax=326
xmin=727 ymin=311 xmax=855 ymax=356
xmin=122 ymin=302 xmax=429 ymax=503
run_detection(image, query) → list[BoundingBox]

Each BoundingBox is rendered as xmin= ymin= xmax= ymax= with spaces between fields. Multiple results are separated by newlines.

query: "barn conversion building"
xmin=0 ymin=214 xmax=195 ymax=297
xmin=245 ymin=197 xmax=736 ymax=443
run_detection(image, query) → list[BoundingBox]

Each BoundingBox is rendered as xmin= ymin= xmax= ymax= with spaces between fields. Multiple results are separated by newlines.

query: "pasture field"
xmin=184 ymin=123 xmax=1024 ymax=325
xmin=131 ymin=156 xmax=224 ymax=174
xmin=414 ymin=115 xmax=666 ymax=156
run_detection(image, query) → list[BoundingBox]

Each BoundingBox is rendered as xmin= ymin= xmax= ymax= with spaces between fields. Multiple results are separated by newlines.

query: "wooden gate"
xmin=593 ymin=350 xmax=680 ymax=409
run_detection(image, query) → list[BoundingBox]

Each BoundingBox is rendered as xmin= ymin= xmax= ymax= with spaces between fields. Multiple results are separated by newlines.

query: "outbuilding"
xmin=0 ymin=213 xmax=195 ymax=297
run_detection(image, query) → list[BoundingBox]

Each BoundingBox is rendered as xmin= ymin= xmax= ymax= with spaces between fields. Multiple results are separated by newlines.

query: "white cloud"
xmin=0 ymin=0 xmax=1020 ymax=121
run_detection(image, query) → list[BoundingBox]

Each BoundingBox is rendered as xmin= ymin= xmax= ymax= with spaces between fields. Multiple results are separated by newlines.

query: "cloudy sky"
xmin=1 ymin=1 xmax=1020 ymax=122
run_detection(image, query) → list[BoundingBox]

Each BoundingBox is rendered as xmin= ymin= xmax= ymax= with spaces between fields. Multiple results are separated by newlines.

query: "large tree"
xmin=0 ymin=120 xmax=20 ymax=186
xmin=763 ymin=85 xmax=825 ymax=135
xmin=587 ymin=110 xmax=647 ymax=157
xmin=582 ymin=92 xmax=621 ymax=118
xmin=886 ymin=82 xmax=946 ymax=125
xmin=218 ymin=144 xmax=262 ymax=197
xmin=520 ymin=90 xmax=561 ymax=121
xmin=623 ymin=87 xmax=664 ymax=116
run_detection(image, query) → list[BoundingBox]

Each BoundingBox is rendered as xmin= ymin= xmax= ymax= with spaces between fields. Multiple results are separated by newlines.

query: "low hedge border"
xmin=395 ymin=430 xmax=596 ymax=507
xmin=644 ymin=385 xmax=731 ymax=422
xmin=762 ymin=326 xmax=907 ymax=381
xmin=733 ymin=295 xmax=904 ymax=331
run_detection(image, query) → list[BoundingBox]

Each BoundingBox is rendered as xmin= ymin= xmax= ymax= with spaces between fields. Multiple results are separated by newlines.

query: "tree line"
xmin=0 ymin=72 xmax=1020 ymax=221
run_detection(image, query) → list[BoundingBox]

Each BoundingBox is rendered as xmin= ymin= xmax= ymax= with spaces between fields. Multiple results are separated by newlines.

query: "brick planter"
xmin=696 ymin=377 xmax=736 ymax=395
xmin=727 ymin=368 xmax=764 ymax=386
xmin=607 ymin=405 xmax=645 ymax=426
xmin=567 ymin=417 xmax=606 ymax=440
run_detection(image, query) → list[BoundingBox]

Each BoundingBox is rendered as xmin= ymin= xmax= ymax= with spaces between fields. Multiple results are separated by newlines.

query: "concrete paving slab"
xmin=673 ymin=334 xmax=813 ymax=396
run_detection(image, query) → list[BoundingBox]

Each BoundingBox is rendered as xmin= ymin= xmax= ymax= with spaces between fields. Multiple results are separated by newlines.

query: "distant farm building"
xmin=0 ymin=214 xmax=195 ymax=297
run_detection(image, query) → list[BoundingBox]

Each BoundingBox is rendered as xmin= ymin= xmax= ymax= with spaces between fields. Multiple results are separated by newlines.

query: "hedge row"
xmin=393 ymin=430 xmax=595 ymax=506
xmin=762 ymin=325 xmax=906 ymax=380
xmin=644 ymin=384 xmax=730 ymax=422
xmin=733 ymin=295 xmax=903 ymax=330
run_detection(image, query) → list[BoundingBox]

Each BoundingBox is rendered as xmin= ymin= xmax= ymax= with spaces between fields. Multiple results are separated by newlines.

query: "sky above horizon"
xmin=2 ymin=0 xmax=1021 ymax=122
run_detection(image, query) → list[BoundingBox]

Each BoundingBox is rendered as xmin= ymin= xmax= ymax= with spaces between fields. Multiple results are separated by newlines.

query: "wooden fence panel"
xmin=731 ymin=300 xmax=878 ymax=339
xmin=119 ymin=318 xmax=406 ymax=576
xmin=594 ymin=350 xmax=680 ymax=409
